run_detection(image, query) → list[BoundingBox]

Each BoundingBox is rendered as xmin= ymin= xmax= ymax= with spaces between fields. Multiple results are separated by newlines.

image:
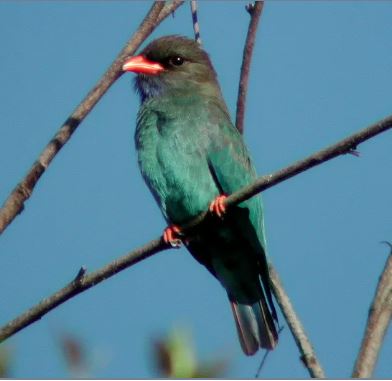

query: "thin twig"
xmin=255 ymin=326 xmax=285 ymax=378
xmin=0 ymin=114 xmax=391 ymax=343
xmin=190 ymin=0 xmax=202 ymax=44
xmin=0 ymin=0 xmax=184 ymax=236
xmin=157 ymin=0 xmax=185 ymax=24
xmin=352 ymin=244 xmax=392 ymax=378
xmin=235 ymin=1 xmax=264 ymax=134
xmin=269 ymin=267 xmax=326 ymax=378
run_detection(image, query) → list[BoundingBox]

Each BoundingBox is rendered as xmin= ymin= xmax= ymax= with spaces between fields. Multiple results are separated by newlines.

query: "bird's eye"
xmin=169 ymin=56 xmax=184 ymax=66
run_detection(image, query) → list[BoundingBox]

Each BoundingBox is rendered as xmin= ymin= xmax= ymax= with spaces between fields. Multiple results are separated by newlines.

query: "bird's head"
xmin=123 ymin=35 xmax=222 ymax=102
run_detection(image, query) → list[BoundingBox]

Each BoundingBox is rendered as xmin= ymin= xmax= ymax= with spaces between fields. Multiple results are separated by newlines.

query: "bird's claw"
xmin=163 ymin=225 xmax=183 ymax=248
xmin=348 ymin=148 xmax=360 ymax=157
xmin=209 ymin=195 xmax=227 ymax=218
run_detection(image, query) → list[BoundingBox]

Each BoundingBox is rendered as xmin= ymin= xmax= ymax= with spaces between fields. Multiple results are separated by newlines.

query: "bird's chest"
xmin=135 ymin=109 xmax=218 ymax=223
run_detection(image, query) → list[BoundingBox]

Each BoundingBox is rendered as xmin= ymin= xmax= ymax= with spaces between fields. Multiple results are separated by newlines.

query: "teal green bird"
xmin=123 ymin=35 xmax=278 ymax=355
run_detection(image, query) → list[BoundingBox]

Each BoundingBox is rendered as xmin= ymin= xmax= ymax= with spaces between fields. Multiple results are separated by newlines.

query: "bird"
xmin=122 ymin=35 xmax=278 ymax=355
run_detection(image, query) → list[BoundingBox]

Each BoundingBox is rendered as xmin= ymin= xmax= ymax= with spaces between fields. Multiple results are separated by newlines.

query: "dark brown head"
xmin=123 ymin=35 xmax=222 ymax=102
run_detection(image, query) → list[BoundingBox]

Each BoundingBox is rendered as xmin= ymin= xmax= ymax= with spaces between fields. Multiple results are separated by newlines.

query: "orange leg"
xmin=209 ymin=194 xmax=228 ymax=218
xmin=163 ymin=225 xmax=182 ymax=248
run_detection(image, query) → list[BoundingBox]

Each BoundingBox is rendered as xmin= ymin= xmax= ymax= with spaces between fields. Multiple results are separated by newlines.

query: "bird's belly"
xmin=139 ymin=134 xmax=219 ymax=224
xmin=163 ymin=168 xmax=218 ymax=224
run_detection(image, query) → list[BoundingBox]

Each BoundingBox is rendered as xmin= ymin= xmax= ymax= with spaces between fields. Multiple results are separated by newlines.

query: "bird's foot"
xmin=209 ymin=194 xmax=227 ymax=218
xmin=163 ymin=225 xmax=183 ymax=248
xmin=348 ymin=148 xmax=360 ymax=157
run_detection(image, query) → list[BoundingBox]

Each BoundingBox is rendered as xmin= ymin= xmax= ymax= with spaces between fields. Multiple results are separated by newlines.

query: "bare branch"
xmin=255 ymin=326 xmax=285 ymax=378
xmin=269 ymin=266 xmax=326 ymax=378
xmin=235 ymin=1 xmax=264 ymax=134
xmin=1 ymin=114 xmax=391 ymax=344
xmin=190 ymin=1 xmax=202 ymax=44
xmin=236 ymin=5 xmax=323 ymax=375
xmin=0 ymin=0 xmax=184 ymax=236
xmin=185 ymin=113 xmax=392 ymax=230
xmin=352 ymin=244 xmax=392 ymax=378
xmin=0 ymin=239 xmax=168 ymax=343
xmin=157 ymin=0 xmax=185 ymax=24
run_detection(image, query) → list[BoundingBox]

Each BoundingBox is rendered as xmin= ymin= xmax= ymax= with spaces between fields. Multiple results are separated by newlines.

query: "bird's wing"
xmin=204 ymin=101 xmax=266 ymax=247
xmin=203 ymin=102 xmax=277 ymax=318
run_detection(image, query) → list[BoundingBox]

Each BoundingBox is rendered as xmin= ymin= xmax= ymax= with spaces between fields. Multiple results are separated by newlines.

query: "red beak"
xmin=122 ymin=55 xmax=164 ymax=75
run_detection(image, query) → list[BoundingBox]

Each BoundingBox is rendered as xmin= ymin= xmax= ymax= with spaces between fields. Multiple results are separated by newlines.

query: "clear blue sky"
xmin=1 ymin=1 xmax=391 ymax=378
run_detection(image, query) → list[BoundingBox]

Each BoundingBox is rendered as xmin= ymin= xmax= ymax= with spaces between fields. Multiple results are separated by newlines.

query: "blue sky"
xmin=0 ymin=1 xmax=391 ymax=378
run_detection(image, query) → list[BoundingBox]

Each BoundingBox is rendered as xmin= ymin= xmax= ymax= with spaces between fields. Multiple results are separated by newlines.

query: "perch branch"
xmin=0 ymin=239 xmax=168 ymax=343
xmin=0 ymin=114 xmax=391 ymax=344
xmin=0 ymin=0 xmax=184 ymax=236
xmin=352 ymin=244 xmax=392 ymax=378
xmin=185 ymin=113 xmax=392 ymax=229
xmin=235 ymin=1 xmax=264 ymax=134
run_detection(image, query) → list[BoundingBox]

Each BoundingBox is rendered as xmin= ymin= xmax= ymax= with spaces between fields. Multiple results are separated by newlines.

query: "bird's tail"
xmin=230 ymin=294 xmax=278 ymax=355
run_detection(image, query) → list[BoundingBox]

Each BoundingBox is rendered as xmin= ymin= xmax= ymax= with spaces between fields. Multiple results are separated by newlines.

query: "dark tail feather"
xmin=230 ymin=297 xmax=278 ymax=355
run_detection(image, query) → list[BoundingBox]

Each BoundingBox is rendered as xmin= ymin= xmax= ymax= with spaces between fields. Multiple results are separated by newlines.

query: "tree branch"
xmin=184 ymin=113 xmax=392 ymax=230
xmin=156 ymin=0 xmax=185 ymax=24
xmin=235 ymin=6 xmax=325 ymax=376
xmin=190 ymin=0 xmax=202 ymax=45
xmin=1 ymin=114 xmax=391 ymax=344
xmin=269 ymin=266 xmax=326 ymax=378
xmin=352 ymin=244 xmax=392 ymax=378
xmin=235 ymin=1 xmax=264 ymax=134
xmin=0 ymin=0 xmax=184 ymax=236
xmin=0 ymin=238 xmax=168 ymax=343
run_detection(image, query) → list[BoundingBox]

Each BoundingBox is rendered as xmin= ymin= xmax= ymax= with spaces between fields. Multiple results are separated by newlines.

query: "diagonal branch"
xmin=0 ymin=239 xmax=168 ymax=343
xmin=235 ymin=1 xmax=265 ymax=134
xmin=185 ymin=113 xmax=392 ymax=230
xmin=352 ymin=244 xmax=392 ymax=378
xmin=269 ymin=267 xmax=326 ymax=378
xmin=1 ymin=113 xmax=391 ymax=344
xmin=0 ymin=0 xmax=184 ymax=236
xmin=157 ymin=1 xmax=185 ymax=24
